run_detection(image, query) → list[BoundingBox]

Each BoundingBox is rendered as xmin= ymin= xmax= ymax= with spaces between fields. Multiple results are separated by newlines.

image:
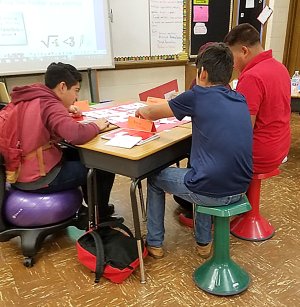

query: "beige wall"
xmin=265 ymin=0 xmax=290 ymax=61
xmin=4 ymin=65 xmax=185 ymax=102
xmin=3 ymin=0 xmax=290 ymax=101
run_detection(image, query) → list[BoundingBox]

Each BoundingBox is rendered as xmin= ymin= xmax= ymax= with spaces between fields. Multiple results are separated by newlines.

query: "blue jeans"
xmin=146 ymin=167 xmax=244 ymax=247
xmin=23 ymin=148 xmax=115 ymax=216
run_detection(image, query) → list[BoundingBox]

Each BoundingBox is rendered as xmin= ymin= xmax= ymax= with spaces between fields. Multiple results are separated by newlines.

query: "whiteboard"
xmin=110 ymin=0 xmax=150 ymax=57
xmin=110 ymin=0 xmax=184 ymax=59
xmin=150 ymin=0 xmax=183 ymax=56
xmin=0 ymin=0 xmax=114 ymax=76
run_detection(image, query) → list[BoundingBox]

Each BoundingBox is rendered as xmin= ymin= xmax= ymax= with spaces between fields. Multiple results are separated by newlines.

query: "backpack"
xmin=0 ymin=102 xmax=25 ymax=183
xmin=76 ymin=218 xmax=148 ymax=283
xmin=0 ymin=101 xmax=52 ymax=183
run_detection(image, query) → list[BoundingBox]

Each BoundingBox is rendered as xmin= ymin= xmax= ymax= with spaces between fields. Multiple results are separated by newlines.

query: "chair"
xmin=230 ymin=168 xmax=280 ymax=241
xmin=0 ymin=154 xmax=83 ymax=267
xmin=193 ymin=196 xmax=252 ymax=296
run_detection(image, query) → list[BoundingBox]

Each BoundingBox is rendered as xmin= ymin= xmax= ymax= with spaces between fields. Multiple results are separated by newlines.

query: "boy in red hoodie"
xmin=8 ymin=62 xmax=115 ymax=225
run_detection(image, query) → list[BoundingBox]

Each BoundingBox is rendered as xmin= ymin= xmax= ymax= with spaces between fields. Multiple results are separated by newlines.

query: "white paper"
xmin=105 ymin=135 xmax=142 ymax=149
xmin=150 ymin=0 xmax=183 ymax=55
xmin=257 ymin=6 xmax=273 ymax=25
xmin=164 ymin=90 xmax=176 ymax=101
xmin=245 ymin=0 xmax=255 ymax=9
xmin=194 ymin=23 xmax=207 ymax=35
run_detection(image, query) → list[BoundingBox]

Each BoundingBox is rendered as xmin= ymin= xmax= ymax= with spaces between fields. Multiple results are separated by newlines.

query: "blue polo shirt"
xmin=169 ymin=85 xmax=253 ymax=197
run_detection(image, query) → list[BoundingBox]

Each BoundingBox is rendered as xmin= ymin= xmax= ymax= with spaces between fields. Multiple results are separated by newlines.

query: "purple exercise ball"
xmin=4 ymin=188 xmax=83 ymax=227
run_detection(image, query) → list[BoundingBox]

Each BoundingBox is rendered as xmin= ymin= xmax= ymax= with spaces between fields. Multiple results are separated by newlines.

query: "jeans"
xmin=146 ymin=167 xmax=244 ymax=247
xmin=28 ymin=147 xmax=115 ymax=216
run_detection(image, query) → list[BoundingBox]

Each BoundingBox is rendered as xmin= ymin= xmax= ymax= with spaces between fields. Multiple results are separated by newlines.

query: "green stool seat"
xmin=193 ymin=195 xmax=252 ymax=296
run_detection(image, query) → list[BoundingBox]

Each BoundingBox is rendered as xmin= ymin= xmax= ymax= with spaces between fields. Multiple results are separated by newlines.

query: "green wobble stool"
xmin=193 ymin=196 xmax=252 ymax=296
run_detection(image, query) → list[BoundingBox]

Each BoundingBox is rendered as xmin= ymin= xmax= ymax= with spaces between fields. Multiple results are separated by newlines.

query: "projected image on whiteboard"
xmin=0 ymin=0 xmax=114 ymax=75
xmin=0 ymin=12 xmax=27 ymax=46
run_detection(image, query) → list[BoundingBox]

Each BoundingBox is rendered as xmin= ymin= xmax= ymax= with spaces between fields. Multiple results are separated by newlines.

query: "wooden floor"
xmin=1 ymin=114 xmax=300 ymax=306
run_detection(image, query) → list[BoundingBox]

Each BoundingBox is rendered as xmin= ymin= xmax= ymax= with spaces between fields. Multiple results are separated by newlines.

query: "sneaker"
xmin=196 ymin=242 xmax=212 ymax=259
xmin=282 ymin=156 xmax=288 ymax=164
xmin=100 ymin=203 xmax=115 ymax=217
xmin=75 ymin=205 xmax=89 ymax=230
xmin=179 ymin=212 xmax=194 ymax=228
xmin=146 ymin=245 xmax=164 ymax=259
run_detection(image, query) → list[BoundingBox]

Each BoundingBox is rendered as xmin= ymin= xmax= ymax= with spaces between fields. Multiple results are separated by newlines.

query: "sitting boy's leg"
xmin=146 ymin=173 xmax=166 ymax=249
xmin=194 ymin=212 xmax=213 ymax=258
xmin=94 ymin=170 xmax=116 ymax=217
xmin=146 ymin=167 xmax=192 ymax=258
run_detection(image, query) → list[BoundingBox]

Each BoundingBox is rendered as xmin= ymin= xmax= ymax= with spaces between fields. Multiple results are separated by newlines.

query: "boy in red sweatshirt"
xmin=8 ymin=62 xmax=115 ymax=225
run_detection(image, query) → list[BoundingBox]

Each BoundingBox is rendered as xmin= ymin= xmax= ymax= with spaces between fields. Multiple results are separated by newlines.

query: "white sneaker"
xmin=282 ymin=156 xmax=288 ymax=164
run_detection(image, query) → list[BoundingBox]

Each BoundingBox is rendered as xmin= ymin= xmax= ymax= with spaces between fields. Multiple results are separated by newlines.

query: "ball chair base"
xmin=0 ymin=216 xmax=79 ymax=267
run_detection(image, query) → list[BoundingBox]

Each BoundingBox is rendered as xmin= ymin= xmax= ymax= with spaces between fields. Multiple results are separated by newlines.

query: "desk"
xmin=291 ymin=93 xmax=300 ymax=112
xmin=77 ymin=126 xmax=192 ymax=283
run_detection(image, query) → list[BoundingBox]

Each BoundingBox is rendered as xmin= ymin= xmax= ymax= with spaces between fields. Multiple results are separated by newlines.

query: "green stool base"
xmin=193 ymin=257 xmax=250 ymax=296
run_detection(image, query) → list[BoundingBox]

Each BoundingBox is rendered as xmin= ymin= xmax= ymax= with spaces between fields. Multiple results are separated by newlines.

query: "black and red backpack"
xmin=76 ymin=218 xmax=148 ymax=283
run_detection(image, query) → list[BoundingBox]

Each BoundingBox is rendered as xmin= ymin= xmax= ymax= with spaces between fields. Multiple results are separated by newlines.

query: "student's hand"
xmin=135 ymin=107 xmax=146 ymax=119
xmin=94 ymin=118 xmax=110 ymax=131
xmin=69 ymin=105 xmax=82 ymax=118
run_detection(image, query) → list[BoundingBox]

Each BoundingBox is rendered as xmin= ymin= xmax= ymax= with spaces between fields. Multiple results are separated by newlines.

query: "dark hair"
xmin=45 ymin=62 xmax=82 ymax=89
xmin=195 ymin=42 xmax=233 ymax=85
xmin=224 ymin=23 xmax=260 ymax=47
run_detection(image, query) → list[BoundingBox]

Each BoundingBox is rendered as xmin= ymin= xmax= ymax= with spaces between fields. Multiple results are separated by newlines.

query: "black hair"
xmin=224 ymin=23 xmax=260 ymax=47
xmin=195 ymin=42 xmax=233 ymax=85
xmin=45 ymin=62 xmax=82 ymax=89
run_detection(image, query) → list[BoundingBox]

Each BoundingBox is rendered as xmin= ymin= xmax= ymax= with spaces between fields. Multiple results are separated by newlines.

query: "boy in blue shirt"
xmin=135 ymin=43 xmax=253 ymax=259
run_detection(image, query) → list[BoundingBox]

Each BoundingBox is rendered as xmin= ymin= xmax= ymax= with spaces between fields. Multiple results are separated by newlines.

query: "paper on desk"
xmin=105 ymin=134 xmax=142 ymax=149
xmin=74 ymin=100 xmax=90 ymax=111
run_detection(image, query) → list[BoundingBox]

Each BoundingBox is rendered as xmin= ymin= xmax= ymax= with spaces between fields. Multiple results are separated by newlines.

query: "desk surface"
xmin=78 ymin=126 xmax=191 ymax=161
xmin=78 ymin=100 xmax=192 ymax=178
xmin=78 ymin=127 xmax=191 ymax=179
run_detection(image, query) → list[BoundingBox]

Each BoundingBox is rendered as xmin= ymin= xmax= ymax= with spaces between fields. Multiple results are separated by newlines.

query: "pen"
xmin=100 ymin=100 xmax=113 ymax=103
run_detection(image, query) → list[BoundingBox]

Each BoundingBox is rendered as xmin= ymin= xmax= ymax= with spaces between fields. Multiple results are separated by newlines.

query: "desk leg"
xmin=87 ymin=168 xmax=99 ymax=228
xmin=137 ymin=181 xmax=147 ymax=222
xmin=130 ymin=179 xmax=146 ymax=284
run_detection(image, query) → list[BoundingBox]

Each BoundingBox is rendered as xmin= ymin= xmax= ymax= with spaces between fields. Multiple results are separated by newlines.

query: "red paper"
xmin=128 ymin=116 xmax=156 ymax=132
xmin=139 ymin=80 xmax=178 ymax=101
xmin=101 ymin=128 xmax=159 ymax=145
xmin=74 ymin=100 xmax=90 ymax=111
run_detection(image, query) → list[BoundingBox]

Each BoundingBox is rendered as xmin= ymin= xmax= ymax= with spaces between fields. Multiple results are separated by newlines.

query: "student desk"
xmin=291 ymin=92 xmax=300 ymax=112
xmin=77 ymin=125 xmax=192 ymax=283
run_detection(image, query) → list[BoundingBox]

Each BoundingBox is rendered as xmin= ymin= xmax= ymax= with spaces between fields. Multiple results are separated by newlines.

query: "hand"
xmin=94 ymin=118 xmax=110 ymax=131
xmin=69 ymin=105 xmax=82 ymax=118
xmin=135 ymin=108 xmax=145 ymax=119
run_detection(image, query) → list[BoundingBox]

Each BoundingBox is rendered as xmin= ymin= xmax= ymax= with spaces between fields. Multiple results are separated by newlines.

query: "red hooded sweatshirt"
xmin=10 ymin=83 xmax=100 ymax=183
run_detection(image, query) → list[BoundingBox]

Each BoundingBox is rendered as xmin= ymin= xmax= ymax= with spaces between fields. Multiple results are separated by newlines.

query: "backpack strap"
xmin=116 ymin=223 xmax=134 ymax=238
xmin=89 ymin=230 xmax=105 ymax=283
xmin=24 ymin=143 xmax=53 ymax=177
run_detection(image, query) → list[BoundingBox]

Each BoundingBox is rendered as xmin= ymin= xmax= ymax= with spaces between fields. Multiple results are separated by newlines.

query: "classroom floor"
xmin=0 ymin=114 xmax=300 ymax=307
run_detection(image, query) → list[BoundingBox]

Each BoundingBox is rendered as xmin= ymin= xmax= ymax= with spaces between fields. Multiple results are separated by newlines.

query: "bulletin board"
xmin=110 ymin=0 xmax=188 ymax=63
xmin=237 ymin=0 xmax=266 ymax=37
xmin=189 ymin=0 xmax=234 ymax=57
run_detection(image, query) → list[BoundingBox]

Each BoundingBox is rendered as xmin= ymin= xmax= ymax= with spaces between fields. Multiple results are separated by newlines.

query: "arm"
xmin=236 ymin=74 xmax=262 ymax=130
xmin=42 ymin=100 xmax=108 ymax=145
xmin=250 ymin=115 xmax=256 ymax=128
xmin=135 ymin=103 xmax=174 ymax=120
